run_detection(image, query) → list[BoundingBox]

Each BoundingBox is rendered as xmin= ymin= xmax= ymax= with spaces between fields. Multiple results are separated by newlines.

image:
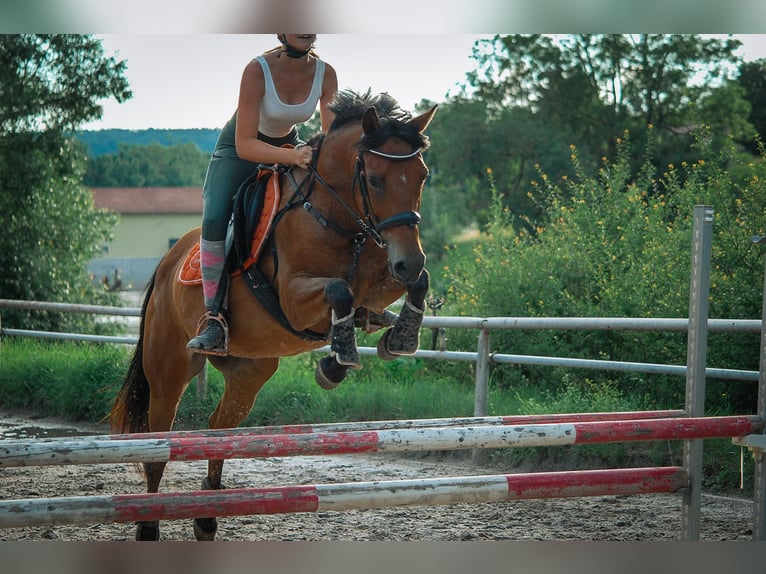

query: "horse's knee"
xmin=144 ymin=462 xmax=167 ymax=493
xmin=324 ymin=279 xmax=354 ymax=318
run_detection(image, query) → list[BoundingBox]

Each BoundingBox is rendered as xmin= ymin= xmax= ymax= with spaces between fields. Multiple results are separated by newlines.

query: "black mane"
xmin=323 ymin=89 xmax=430 ymax=153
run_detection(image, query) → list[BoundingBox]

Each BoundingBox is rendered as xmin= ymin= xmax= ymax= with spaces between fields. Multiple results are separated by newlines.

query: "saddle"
xmin=178 ymin=167 xmax=279 ymax=287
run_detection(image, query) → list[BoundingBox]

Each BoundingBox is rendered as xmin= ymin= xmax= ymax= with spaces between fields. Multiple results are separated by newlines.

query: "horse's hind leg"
xmin=377 ymin=269 xmax=429 ymax=360
xmin=192 ymin=356 xmax=278 ymax=541
xmin=137 ymin=345 xmax=206 ymax=540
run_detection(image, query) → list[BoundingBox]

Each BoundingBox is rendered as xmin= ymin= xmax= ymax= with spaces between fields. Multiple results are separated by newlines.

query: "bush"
xmin=439 ymin=128 xmax=765 ymax=416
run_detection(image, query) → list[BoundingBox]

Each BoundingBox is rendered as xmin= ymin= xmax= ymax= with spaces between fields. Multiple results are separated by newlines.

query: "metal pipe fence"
xmin=1 ymin=205 xmax=765 ymax=539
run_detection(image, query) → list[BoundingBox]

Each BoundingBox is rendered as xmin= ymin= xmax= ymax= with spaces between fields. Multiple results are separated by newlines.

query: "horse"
xmin=109 ymin=89 xmax=437 ymax=541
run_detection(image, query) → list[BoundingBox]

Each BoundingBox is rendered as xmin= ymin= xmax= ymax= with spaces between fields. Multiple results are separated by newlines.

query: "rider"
xmin=186 ymin=34 xmax=339 ymax=355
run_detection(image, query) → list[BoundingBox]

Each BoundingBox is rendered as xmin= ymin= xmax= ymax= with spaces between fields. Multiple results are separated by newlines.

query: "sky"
xmin=83 ymin=34 xmax=488 ymax=131
xmin=83 ymin=34 xmax=766 ymax=132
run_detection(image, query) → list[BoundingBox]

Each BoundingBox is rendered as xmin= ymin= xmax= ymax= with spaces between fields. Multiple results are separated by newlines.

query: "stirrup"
xmin=187 ymin=312 xmax=229 ymax=356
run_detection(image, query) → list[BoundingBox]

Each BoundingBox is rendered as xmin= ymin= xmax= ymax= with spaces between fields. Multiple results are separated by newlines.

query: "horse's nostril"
xmin=393 ymin=259 xmax=423 ymax=285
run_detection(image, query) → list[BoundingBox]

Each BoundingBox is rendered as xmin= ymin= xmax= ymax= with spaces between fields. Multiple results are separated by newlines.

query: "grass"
xmin=0 ymin=338 xmax=756 ymax=493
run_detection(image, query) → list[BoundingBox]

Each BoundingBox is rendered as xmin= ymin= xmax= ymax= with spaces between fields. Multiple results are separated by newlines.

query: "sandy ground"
xmin=0 ymin=411 xmax=757 ymax=542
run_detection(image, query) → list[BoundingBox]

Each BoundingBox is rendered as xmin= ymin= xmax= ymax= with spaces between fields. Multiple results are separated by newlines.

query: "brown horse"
xmin=110 ymin=90 xmax=437 ymax=541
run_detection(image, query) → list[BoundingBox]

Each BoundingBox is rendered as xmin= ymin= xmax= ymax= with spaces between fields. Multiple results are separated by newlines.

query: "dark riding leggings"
xmin=201 ymin=152 xmax=259 ymax=242
xmin=200 ymin=127 xmax=302 ymax=242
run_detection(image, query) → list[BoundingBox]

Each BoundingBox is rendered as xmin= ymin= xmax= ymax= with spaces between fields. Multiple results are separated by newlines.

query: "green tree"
xmin=469 ymin=34 xmax=743 ymax=132
xmin=737 ymin=58 xmax=766 ymax=153
xmin=85 ymin=142 xmax=209 ymax=187
xmin=435 ymin=34 xmax=753 ymax=232
xmin=0 ymin=35 xmax=131 ymax=331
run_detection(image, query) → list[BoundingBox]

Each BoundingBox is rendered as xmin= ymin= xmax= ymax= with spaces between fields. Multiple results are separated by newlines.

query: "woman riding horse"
xmin=187 ymin=33 xmax=338 ymax=356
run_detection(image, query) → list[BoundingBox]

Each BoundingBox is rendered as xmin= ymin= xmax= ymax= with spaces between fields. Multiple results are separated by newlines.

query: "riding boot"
xmin=187 ymin=311 xmax=229 ymax=356
xmin=187 ymin=238 xmax=229 ymax=355
xmin=330 ymin=309 xmax=361 ymax=369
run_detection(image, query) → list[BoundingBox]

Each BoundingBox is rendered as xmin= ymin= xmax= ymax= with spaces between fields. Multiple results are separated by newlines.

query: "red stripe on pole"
xmin=571 ymin=416 xmax=762 ymax=444
xmin=505 ymin=467 xmax=687 ymax=499
xmin=167 ymin=430 xmax=381 ymax=461
xmin=113 ymin=485 xmax=319 ymax=523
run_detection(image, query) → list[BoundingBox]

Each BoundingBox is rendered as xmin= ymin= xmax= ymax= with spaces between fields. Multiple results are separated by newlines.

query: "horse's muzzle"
xmin=390 ymin=249 xmax=425 ymax=286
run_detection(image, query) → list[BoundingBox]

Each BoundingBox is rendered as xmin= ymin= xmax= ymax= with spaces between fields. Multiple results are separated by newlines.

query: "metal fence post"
xmin=471 ymin=326 xmax=491 ymax=465
xmin=682 ymin=205 xmax=713 ymax=540
xmin=474 ymin=326 xmax=491 ymax=417
xmin=753 ymin=235 xmax=766 ymax=540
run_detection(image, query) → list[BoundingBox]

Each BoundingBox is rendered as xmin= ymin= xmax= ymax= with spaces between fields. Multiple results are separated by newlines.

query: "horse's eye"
xmin=367 ymin=175 xmax=384 ymax=190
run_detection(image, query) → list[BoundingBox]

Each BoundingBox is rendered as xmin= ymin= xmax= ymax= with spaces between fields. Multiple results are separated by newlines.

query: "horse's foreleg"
xmin=377 ymin=269 xmax=429 ymax=360
xmin=326 ymin=279 xmax=361 ymax=369
xmin=315 ymin=279 xmax=359 ymax=389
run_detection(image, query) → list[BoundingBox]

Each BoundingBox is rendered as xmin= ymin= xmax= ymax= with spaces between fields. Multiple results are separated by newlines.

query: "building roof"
xmin=91 ymin=187 xmax=203 ymax=214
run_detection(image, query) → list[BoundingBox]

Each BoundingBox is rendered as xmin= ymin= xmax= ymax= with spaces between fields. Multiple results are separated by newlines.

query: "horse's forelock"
xmin=359 ymin=120 xmax=430 ymax=153
xmin=328 ymin=89 xmax=410 ymax=133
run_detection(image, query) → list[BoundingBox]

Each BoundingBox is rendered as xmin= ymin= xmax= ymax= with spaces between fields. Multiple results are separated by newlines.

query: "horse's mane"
xmin=312 ymin=89 xmax=430 ymax=153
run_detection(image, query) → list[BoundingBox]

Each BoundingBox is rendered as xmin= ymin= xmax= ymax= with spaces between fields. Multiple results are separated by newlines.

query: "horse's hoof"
xmin=193 ymin=517 xmax=218 ymax=541
xmin=376 ymin=330 xmax=399 ymax=361
xmin=135 ymin=521 xmax=160 ymax=541
xmin=315 ymin=355 xmax=348 ymax=390
xmin=377 ymin=324 xmax=421 ymax=358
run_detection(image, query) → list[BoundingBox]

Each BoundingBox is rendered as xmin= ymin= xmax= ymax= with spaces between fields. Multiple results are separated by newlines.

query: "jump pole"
xmin=0 ymin=466 xmax=687 ymax=529
xmin=0 ymin=416 xmax=760 ymax=468
xmin=29 ymin=409 xmax=688 ymax=443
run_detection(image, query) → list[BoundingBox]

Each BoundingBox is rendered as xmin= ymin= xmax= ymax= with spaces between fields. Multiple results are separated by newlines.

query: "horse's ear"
xmin=362 ymin=107 xmax=380 ymax=135
xmin=409 ymin=105 xmax=437 ymax=133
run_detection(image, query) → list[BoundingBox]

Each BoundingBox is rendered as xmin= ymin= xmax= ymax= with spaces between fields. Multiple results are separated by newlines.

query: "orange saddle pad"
xmin=178 ymin=170 xmax=280 ymax=285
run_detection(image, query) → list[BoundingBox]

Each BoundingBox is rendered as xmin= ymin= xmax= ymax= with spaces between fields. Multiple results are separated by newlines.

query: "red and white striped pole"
xmin=0 ymin=466 xmax=687 ymax=529
xmin=0 ymin=416 xmax=760 ymax=468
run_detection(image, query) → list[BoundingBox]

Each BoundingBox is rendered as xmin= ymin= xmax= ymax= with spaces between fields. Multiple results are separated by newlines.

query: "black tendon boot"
xmin=330 ymin=309 xmax=361 ymax=369
xmin=378 ymin=299 xmax=424 ymax=359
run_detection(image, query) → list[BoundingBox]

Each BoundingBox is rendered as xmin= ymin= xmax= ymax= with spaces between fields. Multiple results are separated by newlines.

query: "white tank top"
xmin=256 ymin=55 xmax=325 ymax=138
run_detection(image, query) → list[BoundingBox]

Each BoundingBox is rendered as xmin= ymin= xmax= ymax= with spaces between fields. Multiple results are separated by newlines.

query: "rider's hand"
xmin=293 ymin=146 xmax=313 ymax=169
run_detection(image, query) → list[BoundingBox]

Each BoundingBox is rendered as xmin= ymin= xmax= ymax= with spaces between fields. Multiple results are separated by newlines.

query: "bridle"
xmin=281 ymin=137 xmax=424 ymax=283
xmin=289 ymin=140 xmax=424 ymax=250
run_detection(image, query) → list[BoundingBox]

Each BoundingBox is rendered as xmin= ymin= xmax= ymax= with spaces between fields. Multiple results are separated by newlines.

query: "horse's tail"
xmin=110 ymin=270 xmax=157 ymax=435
